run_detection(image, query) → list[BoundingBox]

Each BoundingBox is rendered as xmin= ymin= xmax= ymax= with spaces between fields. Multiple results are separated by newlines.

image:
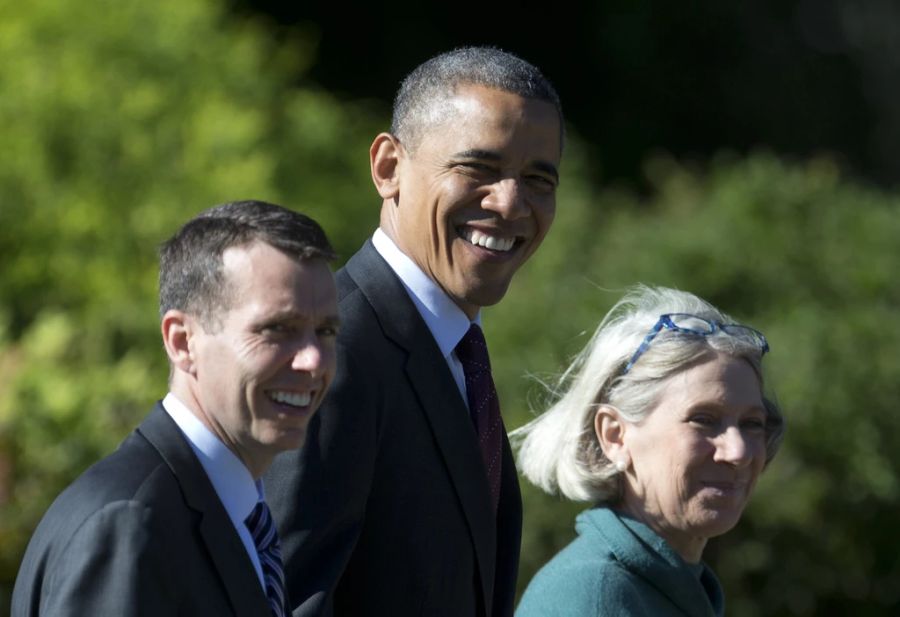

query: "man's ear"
xmin=370 ymin=132 xmax=403 ymax=200
xmin=161 ymin=310 xmax=197 ymax=376
xmin=594 ymin=404 xmax=631 ymax=471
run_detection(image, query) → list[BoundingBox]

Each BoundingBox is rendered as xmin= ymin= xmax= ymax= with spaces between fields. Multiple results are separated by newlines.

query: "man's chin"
xmin=268 ymin=427 xmax=309 ymax=453
xmin=460 ymin=283 xmax=514 ymax=311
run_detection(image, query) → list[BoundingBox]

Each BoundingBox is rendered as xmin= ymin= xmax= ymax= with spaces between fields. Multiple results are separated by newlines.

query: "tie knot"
xmin=456 ymin=324 xmax=491 ymax=372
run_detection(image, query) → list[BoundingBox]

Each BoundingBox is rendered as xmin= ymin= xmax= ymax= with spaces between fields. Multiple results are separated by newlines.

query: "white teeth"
xmin=268 ymin=390 xmax=312 ymax=407
xmin=463 ymin=229 xmax=515 ymax=252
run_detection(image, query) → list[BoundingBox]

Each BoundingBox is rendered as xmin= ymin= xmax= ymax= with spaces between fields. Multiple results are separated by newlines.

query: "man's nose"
xmin=291 ymin=340 xmax=324 ymax=376
xmin=482 ymin=178 xmax=528 ymax=220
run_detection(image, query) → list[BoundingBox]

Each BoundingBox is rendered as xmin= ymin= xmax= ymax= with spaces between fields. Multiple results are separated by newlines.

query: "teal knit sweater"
xmin=516 ymin=507 xmax=724 ymax=616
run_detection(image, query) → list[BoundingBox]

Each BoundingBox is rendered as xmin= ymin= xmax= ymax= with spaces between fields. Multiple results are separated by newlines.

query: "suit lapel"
xmin=138 ymin=405 xmax=272 ymax=617
xmin=344 ymin=242 xmax=498 ymax=612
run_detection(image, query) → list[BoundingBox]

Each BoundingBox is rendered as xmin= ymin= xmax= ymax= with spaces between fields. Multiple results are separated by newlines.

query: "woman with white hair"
xmin=514 ymin=285 xmax=784 ymax=616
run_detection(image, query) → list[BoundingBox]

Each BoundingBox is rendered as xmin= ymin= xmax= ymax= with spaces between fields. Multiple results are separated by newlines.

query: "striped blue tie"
xmin=245 ymin=501 xmax=288 ymax=617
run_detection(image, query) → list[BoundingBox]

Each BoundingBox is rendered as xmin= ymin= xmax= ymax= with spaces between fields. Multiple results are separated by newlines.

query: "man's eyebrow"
xmin=321 ymin=314 xmax=341 ymax=328
xmin=259 ymin=309 xmax=339 ymax=323
xmin=261 ymin=309 xmax=301 ymax=322
xmin=452 ymin=149 xmax=502 ymax=162
xmin=452 ymin=149 xmax=560 ymax=182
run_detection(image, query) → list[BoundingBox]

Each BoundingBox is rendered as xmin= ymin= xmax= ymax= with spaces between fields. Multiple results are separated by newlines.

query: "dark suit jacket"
xmin=12 ymin=403 xmax=272 ymax=617
xmin=265 ymin=241 xmax=523 ymax=617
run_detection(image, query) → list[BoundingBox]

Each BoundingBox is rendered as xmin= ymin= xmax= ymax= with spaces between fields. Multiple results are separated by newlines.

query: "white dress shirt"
xmin=162 ymin=393 xmax=267 ymax=591
xmin=372 ymin=228 xmax=480 ymax=408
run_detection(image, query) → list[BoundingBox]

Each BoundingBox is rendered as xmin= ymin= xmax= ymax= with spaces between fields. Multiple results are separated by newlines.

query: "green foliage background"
xmin=2 ymin=1 xmax=898 ymax=615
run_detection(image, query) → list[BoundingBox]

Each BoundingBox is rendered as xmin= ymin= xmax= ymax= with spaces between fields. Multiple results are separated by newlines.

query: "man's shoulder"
xmin=41 ymin=429 xmax=181 ymax=525
xmin=333 ymin=244 xmax=409 ymax=341
xmin=16 ymin=428 xmax=190 ymax=581
xmin=335 ymin=242 xmax=392 ymax=294
xmin=11 ymin=426 xmax=219 ymax=617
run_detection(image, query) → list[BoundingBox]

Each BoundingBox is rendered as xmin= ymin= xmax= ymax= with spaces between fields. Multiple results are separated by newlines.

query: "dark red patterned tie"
xmin=456 ymin=324 xmax=502 ymax=513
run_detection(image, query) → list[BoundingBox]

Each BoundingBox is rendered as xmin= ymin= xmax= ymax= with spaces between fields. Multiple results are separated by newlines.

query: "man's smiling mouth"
xmin=459 ymin=227 xmax=518 ymax=252
xmin=267 ymin=390 xmax=312 ymax=408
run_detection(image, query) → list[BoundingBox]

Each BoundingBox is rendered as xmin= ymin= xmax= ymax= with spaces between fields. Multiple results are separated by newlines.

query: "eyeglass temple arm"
xmin=622 ymin=320 xmax=668 ymax=374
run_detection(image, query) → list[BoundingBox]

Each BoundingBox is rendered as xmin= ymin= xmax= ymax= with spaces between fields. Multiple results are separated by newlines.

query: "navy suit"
xmin=265 ymin=241 xmax=523 ymax=617
xmin=12 ymin=404 xmax=272 ymax=616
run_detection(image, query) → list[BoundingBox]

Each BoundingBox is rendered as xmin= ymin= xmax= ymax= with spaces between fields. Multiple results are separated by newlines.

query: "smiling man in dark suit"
xmin=265 ymin=47 xmax=565 ymax=617
xmin=12 ymin=200 xmax=339 ymax=616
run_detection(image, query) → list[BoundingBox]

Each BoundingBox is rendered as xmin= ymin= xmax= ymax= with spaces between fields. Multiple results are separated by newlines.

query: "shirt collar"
xmin=372 ymin=228 xmax=480 ymax=357
xmin=162 ymin=393 xmax=262 ymax=524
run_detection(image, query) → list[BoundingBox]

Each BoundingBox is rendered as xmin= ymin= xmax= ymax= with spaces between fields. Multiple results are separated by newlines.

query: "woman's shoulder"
xmin=516 ymin=520 xmax=647 ymax=616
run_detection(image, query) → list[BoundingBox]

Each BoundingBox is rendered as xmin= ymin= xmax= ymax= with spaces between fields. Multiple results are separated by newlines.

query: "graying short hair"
xmin=512 ymin=285 xmax=785 ymax=503
xmin=391 ymin=46 xmax=564 ymax=152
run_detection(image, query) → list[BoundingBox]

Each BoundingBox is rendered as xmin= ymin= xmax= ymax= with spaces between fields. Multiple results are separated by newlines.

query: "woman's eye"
xmin=741 ymin=417 xmax=767 ymax=432
xmin=689 ymin=415 xmax=717 ymax=428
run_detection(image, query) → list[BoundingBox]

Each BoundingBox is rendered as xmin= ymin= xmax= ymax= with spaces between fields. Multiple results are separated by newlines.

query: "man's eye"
xmin=262 ymin=323 xmax=290 ymax=334
xmin=525 ymin=174 xmax=557 ymax=191
xmin=458 ymin=162 xmax=494 ymax=174
xmin=317 ymin=325 xmax=339 ymax=338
